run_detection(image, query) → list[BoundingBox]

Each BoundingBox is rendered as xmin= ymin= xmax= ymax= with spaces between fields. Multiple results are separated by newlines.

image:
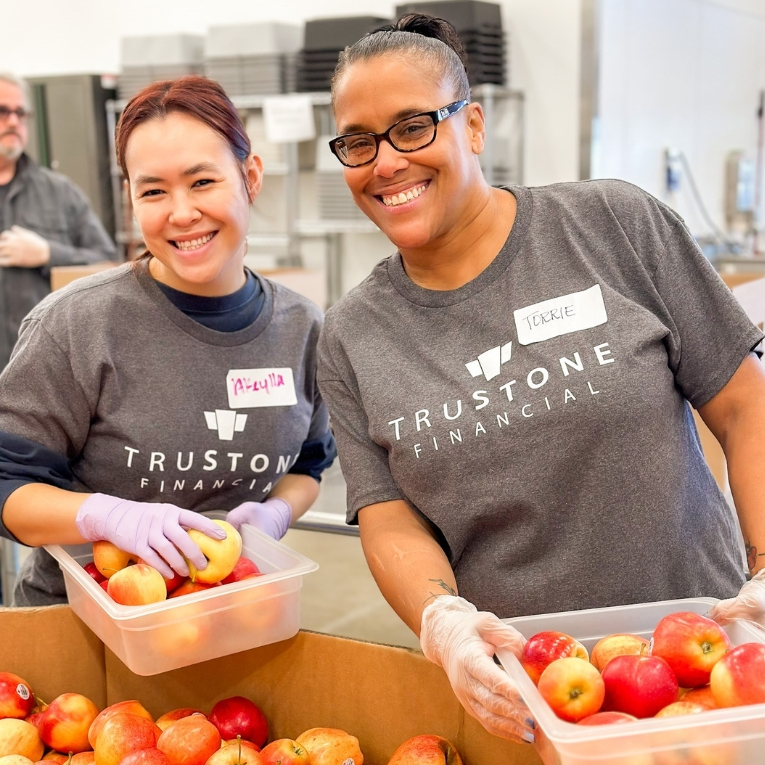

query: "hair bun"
xmin=379 ymin=12 xmax=467 ymax=64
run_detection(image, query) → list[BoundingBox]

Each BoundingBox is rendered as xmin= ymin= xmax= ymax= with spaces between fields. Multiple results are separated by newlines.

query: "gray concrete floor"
xmin=285 ymin=462 xmax=420 ymax=650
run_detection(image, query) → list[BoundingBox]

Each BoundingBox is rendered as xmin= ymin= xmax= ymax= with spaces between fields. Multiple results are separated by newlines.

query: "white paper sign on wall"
xmin=262 ymin=95 xmax=316 ymax=144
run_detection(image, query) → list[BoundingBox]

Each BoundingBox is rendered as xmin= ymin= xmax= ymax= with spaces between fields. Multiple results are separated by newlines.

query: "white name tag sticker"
xmin=226 ymin=368 xmax=297 ymax=409
xmin=514 ymin=284 xmax=607 ymax=345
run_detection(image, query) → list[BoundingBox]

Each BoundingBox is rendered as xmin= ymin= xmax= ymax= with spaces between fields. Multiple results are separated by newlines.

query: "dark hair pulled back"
xmin=331 ymin=13 xmax=470 ymax=104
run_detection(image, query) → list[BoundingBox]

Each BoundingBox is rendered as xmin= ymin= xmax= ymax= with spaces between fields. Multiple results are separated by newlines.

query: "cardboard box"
xmin=1 ymin=605 xmax=539 ymax=765
xmin=50 ymin=262 xmax=119 ymax=292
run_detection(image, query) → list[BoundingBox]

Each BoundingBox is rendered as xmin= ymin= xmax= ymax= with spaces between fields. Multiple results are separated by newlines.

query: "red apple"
xmin=88 ymin=700 xmax=154 ymax=749
xmin=259 ymin=739 xmax=309 ymax=765
xmin=578 ymin=711 xmax=638 ymax=725
xmin=107 ymin=564 xmax=167 ymax=606
xmin=521 ymin=631 xmax=589 ymax=685
xmin=387 ymin=734 xmax=462 ymax=765
xmin=116 ymin=749 xmax=170 ymax=765
xmin=92 ymin=541 xmax=137 ymax=579
xmin=94 ymin=713 xmax=161 ymax=765
xmin=100 ymin=580 xmax=110 ymax=592
xmin=602 ymin=654 xmax=679 ymax=718
xmin=208 ymin=698 xmax=267 ymax=749
xmin=0 ymin=719 xmax=44 ymax=760
xmin=537 ymin=657 xmax=605 ymax=722
xmin=654 ymin=701 xmax=707 ymax=718
xmin=710 ymin=642 xmax=765 ymax=708
xmin=206 ymin=738 xmax=263 ymax=765
xmin=0 ymin=673 xmax=35 ymax=720
xmin=220 ymin=558 xmax=262 ymax=585
xmin=590 ymin=634 xmax=650 ymax=672
xmin=185 ymin=521 xmax=241 ymax=584
xmin=39 ymin=693 xmax=100 ymax=754
xmin=84 ymin=562 xmax=107 ymax=584
xmin=156 ymin=715 xmax=220 ymax=765
xmin=162 ymin=570 xmax=186 ymax=594
xmin=154 ymin=710 xmax=205 ymax=733
xmin=168 ymin=581 xmax=218 ymax=599
xmin=680 ymin=685 xmax=717 ymax=709
xmin=651 ymin=612 xmax=731 ymax=687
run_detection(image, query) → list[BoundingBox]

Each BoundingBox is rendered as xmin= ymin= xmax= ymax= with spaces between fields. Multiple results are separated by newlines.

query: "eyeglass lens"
xmin=0 ymin=107 xmax=31 ymax=122
xmin=336 ymin=113 xmax=436 ymax=166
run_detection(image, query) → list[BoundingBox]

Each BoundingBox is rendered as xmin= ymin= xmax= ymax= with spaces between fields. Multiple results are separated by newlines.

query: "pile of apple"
xmin=0 ymin=673 xmax=464 ymax=765
xmin=520 ymin=611 xmax=765 ymax=725
xmin=83 ymin=521 xmax=261 ymax=606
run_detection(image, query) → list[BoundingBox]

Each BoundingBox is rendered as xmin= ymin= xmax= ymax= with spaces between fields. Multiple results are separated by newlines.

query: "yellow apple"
xmin=185 ymin=521 xmax=242 ymax=584
xmin=294 ymin=728 xmax=362 ymax=765
xmin=0 ymin=720 xmax=43 ymax=761
xmin=107 ymin=564 xmax=167 ymax=606
xmin=590 ymin=633 xmax=650 ymax=672
xmin=92 ymin=541 xmax=137 ymax=579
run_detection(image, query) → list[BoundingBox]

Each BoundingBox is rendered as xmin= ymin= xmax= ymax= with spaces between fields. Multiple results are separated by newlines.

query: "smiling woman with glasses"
xmin=329 ymin=100 xmax=467 ymax=167
xmin=316 ymin=11 xmax=765 ymax=749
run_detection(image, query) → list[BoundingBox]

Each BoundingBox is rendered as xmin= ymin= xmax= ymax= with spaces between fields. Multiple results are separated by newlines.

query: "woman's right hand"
xmin=420 ymin=595 xmax=535 ymax=743
xmin=75 ymin=494 xmax=226 ymax=578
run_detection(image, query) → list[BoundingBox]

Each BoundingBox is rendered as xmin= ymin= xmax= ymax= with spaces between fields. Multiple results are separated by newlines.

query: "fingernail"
xmin=523 ymin=731 xmax=535 ymax=744
xmin=215 ymin=529 xmax=227 ymax=539
xmin=525 ymin=718 xmax=536 ymax=730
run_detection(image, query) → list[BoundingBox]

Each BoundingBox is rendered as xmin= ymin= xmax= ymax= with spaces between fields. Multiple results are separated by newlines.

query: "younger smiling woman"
xmin=0 ymin=77 xmax=335 ymax=606
xmin=317 ymin=14 xmax=765 ymax=744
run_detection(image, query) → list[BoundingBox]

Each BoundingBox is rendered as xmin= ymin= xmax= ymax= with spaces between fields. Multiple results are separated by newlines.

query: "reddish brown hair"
xmin=115 ymin=76 xmax=251 ymax=181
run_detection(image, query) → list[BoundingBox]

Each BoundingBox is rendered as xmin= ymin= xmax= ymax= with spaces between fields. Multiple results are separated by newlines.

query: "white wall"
xmin=594 ymin=0 xmax=765 ymax=238
xmin=2 ymin=0 xmax=582 ymax=188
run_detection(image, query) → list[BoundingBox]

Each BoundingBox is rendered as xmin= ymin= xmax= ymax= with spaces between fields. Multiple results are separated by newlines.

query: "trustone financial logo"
xmin=204 ymin=409 xmax=248 ymax=441
xmin=465 ymin=341 xmax=513 ymax=381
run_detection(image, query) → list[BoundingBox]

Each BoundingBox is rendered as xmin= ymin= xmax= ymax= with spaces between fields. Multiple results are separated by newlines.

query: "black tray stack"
xmin=297 ymin=16 xmax=392 ymax=92
xmin=394 ymin=0 xmax=506 ymax=87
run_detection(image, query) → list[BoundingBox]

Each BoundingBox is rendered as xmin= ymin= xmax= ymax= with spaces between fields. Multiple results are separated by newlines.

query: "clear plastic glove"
xmin=708 ymin=569 xmax=765 ymax=632
xmin=226 ymin=498 xmax=292 ymax=540
xmin=420 ymin=595 xmax=534 ymax=743
xmin=75 ymin=493 xmax=227 ymax=578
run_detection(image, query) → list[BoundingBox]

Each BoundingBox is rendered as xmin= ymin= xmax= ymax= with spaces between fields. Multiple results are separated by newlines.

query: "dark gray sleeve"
xmin=0 ymin=317 xmax=93 ymax=459
xmin=317 ymin=322 xmax=403 ymax=523
xmin=651 ymin=219 xmax=764 ymax=408
xmin=46 ymin=183 xmax=116 ymax=269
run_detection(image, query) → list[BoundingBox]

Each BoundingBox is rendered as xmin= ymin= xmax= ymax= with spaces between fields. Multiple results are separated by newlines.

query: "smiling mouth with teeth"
xmin=380 ymin=183 xmax=428 ymax=207
xmin=171 ymin=232 xmax=217 ymax=251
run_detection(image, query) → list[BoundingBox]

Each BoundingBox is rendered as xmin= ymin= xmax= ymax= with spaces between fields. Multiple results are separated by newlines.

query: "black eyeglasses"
xmin=0 ymin=106 xmax=32 ymax=123
xmin=329 ymin=100 xmax=469 ymax=168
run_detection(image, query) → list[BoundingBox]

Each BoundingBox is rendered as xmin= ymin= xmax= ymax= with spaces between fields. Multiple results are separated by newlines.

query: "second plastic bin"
xmin=496 ymin=598 xmax=765 ymax=765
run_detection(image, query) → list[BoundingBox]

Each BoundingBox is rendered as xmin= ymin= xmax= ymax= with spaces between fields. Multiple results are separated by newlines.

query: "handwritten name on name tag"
xmin=514 ymin=285 xmax=607 ymax=346
xmin=227 ymin=368 xmax=297 ymax=409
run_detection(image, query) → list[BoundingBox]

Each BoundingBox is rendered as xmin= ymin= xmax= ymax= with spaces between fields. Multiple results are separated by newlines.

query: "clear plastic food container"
xmin=495 ymin=598 xmax=765 ymax=765
xmin=46 ymin=520 xmax=318 ymax=676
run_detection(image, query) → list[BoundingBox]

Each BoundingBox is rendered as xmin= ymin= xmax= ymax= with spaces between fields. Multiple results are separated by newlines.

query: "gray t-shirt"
xmin=1 ymin=260 xmax=330 ymax=606
xmin=317 ymin=180 xmax=764 ymax=618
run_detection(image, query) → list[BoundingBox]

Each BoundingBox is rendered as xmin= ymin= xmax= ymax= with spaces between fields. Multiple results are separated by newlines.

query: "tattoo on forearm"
xmin=745 ymin=542 xmax=765 ymax=573
xmin=422 ymin=578 xmax=457 ymax=607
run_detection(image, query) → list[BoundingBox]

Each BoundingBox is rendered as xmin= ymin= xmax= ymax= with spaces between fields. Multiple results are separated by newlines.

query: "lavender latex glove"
xmin=420 ymin=595 xmax=534 ymax=743
xmin=708 ymin=569 xmax=765 ymax=632
xmin=226 ymin=498 xmax=292 ymax=540
xmin=75 ymin=493 xmax=227 ymax=578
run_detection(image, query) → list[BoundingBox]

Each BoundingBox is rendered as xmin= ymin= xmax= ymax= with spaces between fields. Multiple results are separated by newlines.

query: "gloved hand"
xmin=420 ymin=595 xmax=534 ymax=743
xmin=708 ymin=569 xmax=765 ymax=632
xmin=226 ymin=498 xmax=292 ymax=540
xmin=76 ymin=494 xmax=227 ymax=579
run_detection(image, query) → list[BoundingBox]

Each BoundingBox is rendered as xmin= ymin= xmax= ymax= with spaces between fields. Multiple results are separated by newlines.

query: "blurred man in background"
xmin=0 ymin=73 xmax=115 ymax=370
